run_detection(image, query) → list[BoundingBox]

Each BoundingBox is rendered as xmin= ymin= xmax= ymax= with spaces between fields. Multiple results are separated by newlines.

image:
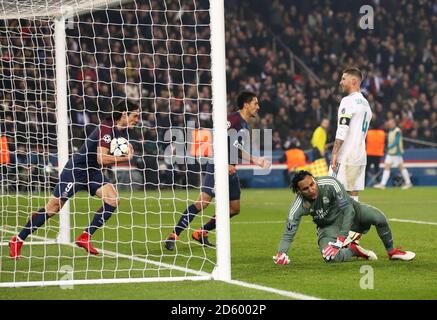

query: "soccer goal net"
xmin=0 ymin=0 xmax=230 ymax=287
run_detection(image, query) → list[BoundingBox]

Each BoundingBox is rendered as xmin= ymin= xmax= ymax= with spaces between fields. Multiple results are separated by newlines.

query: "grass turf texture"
xmin=1 ymin=187 xmax=436 ymax=300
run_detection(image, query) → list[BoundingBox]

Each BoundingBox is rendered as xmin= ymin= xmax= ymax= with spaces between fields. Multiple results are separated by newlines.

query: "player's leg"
xmin=164 ymin=191 xmax=213 ymax=250
xmin=192 ymin=173 xmax=242 ymax=247
xmin=9 ymin=167 xmax=80 ymax=259
xmin=86 ymin=183 xmax=119 ymax=234
xmin=175 ymin=191 xmax=213 ymax=236
xmin=164 ymin=165 xmax=214 ymax=250
xmin=75 ymin=170 xmax=116 ymax=255
xmin=18 ymin=197 xmax=65 ymax=238
xmin=9 ymin=196 xmax=66 ymax=259
xmin=358 ymin=203 xmax=415 ymax=260
xmin=188 ymin=192 xmax=215 ymax=248
xmin=164 ymin=165 xmax=215 ymax=251
xmin=337 ymin=164 xmax=365 ymax=201
xmin=199 ymin=200 xmax=240 ymax=232
xmin=398 ymin=161 xmax=412 ymax=189
xmin=317 ymin=225 xmax=357 ymax=262
xmin=375 ymin=156 xmax=393 ymax=189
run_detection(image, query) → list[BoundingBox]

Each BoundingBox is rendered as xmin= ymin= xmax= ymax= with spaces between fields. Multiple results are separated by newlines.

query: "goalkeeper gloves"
xmin=273 ymin=252 xmax=290 ymax=265
xmin=322 ymin=236 xmax=345 ymax=261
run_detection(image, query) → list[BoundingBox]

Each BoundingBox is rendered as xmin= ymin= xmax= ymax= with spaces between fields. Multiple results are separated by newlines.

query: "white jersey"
xmin=335 ymin=91 xmax=372 ymax=165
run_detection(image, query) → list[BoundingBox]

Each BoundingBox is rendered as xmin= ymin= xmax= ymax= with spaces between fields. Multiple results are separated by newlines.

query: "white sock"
xmin=380 ymin=169 xmax=390 ymax=186
xmin=401 ymin=169 xmax=411 ymax=185
xmin=350 ymin=196 xmax=359 ymax=202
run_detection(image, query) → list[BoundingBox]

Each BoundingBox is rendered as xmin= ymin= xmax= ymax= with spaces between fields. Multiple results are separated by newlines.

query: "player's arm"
xmin=331 ymin=101 xmax=353 ymax=171
xmin=321 ymin=180 xmax=355 ymax=261
xmin=240 ymin=149 xmax=271 ymax=169
xmin=273 ymin=197 xmax=308 ymax=265
xmin=230 ymin=132 xmax=271 ymax=169
xmin=96 ymin=145 xmax=134 ymax=166
xmin=336 ymin=190 xmax=355 ymax=240
xmin=330 ymin=138 xmax=344 ymax=172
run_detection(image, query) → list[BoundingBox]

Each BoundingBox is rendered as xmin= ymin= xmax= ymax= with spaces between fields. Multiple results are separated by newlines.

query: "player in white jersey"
xmin=330 ymin=67 xmax=372 ymax=202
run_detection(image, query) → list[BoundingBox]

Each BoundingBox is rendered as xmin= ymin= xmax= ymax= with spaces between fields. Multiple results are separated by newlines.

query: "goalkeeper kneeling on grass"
xmin=273 ymin=170 xmax=415 ymax=265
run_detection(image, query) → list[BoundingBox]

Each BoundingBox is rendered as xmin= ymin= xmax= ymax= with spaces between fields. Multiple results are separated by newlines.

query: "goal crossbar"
xmin=0 ymin=0 xmax=131 ymax=19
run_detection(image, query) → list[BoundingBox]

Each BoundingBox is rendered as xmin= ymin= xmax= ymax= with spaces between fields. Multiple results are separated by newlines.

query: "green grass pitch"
xmin=1 ymin=187 xmax=436 ymax=300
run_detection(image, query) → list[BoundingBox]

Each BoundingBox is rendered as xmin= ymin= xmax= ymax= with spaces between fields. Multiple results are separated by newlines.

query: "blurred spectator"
xmin=365 ymin=121 xmax=386 ymax=186
xmin=310 ymin=118 xmax=330 ymax=158
xmin=272 ymin=131 xmax=284 ymax=151
xmin=374 ymin=119 xmax=413 ymax=189
xmin=1 ymin=0 xmax=436 ymax=177
xmin=280 ymin=137 xmax=307 ymax=185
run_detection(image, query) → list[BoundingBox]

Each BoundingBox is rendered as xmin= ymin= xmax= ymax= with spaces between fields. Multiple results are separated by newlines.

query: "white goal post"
xmin=0 ymin=0 xmax=230 ymax=287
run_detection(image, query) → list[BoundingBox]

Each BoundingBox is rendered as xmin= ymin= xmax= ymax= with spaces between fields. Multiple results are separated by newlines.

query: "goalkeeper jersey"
xmin=335 ymin=92 xmax=372 ymax=165
xmin=278 ymin=176 xmax=356 ymax=254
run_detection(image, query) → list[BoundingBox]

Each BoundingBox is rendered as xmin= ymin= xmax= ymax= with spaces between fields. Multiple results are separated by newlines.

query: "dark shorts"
xmin=201 ymin=164 xmax=241 ymax=201
xmin=53 ymin=166 xmax=110 ymax=202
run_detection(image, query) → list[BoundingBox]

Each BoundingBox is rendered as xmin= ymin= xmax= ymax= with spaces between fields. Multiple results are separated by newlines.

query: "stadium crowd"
xmin=226 ymin=0 xmax=437 ymax=148
xmin=1 ymin=0 xmax=436 ymax=171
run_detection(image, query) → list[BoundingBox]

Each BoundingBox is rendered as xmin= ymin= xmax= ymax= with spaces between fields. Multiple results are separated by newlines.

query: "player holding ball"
xmin=9 ymin=100 xmax=140 ymax=259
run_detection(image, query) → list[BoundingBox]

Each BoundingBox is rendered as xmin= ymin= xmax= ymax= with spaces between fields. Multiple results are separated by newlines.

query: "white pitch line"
xmin=0 ymin=227 xmax=210 ymax=278
xmin=233 ymin=219 xmax=437 ymax=226
xmin=232 ymin=220 xmax=285 ymax=225
xmin=388 ymin=218 xmax=437 ymax=226
xmin=228 ymin=279 xmax=322 ymax=300
xmin=0 ymin=241 xmax=56 ymax=246
xmin=0 ymin=226 xmax=322 ymax=300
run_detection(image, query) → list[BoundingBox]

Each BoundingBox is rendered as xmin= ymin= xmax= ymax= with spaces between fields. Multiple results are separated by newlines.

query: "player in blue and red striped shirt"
xmin=9 ymin=100 xmax=140 ymax=259
xmin=165 ymin=91 xmax=271 ymax=250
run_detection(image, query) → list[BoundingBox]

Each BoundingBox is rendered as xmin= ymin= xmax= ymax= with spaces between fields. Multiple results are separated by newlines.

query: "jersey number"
xmin=361 ymin=112 xmax=369 ymax=134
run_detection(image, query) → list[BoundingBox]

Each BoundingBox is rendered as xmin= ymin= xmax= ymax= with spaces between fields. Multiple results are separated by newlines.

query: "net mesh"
xmin=0 ymin=0 xmax=217 ymax=286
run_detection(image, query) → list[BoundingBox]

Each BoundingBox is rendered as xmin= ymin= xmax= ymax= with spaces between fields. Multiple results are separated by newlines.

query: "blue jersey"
xmin=67 ymin=120 xmax=127 ymax=169
xmin=53 ymin=120 xmax=127 ymax=200
xmin=227 ymin=112 xmax=250 ymax=165
xmin=201 ymin=112 xmax=249 ymax=201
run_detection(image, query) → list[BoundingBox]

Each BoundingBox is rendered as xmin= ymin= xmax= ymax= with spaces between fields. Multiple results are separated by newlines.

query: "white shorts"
xmin=330 ymin=163 xmax=366 ymax=191
xmin=384 ymin=155 xmax=404 ymax=167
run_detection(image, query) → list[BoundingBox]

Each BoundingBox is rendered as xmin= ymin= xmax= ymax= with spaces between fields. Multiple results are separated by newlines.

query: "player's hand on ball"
xmin=126 ymin=144 xmax=134 ymax=160
xmin=273 ymin=252 xmax=290 ymax=265
xmin=322 ymin=237 xmax=344 ymax=261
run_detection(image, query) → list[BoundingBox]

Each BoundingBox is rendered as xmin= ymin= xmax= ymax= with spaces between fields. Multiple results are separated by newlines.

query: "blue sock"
xmin=202 ymin=216 xmax=216 ymax=231
xmin=18 ymin=208 xmax=50 ymax=241
xmin=85 ymin=203 xmax=117 ymax=235
xmin=174 ymin=204 xmax=200 ymax=236
xmin=202 ymin=212 xmax=238 ymax=231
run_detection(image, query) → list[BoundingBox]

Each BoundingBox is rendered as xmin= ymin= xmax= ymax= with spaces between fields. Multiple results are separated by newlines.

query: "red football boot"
xmin=76 ymin=232 xmax=99 ymax=255
xmin=9 ymin=236 xmax=23 ymax=260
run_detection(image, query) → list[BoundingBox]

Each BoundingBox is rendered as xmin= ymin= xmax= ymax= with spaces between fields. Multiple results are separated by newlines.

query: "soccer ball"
xmin=110 ymin=137 xmax=129 ymax=156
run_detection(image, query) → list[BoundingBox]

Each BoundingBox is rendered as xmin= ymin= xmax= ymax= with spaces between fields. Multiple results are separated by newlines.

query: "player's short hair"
xmin=342 ymin=67 xmax=362 ymax=81
xmin=237 ymin=91 xmax=257 ymax=110
xmin=110 ymin=99 xmax=140 ymax=121
xmin=291 ymin=170 xmax=314 ymax=194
